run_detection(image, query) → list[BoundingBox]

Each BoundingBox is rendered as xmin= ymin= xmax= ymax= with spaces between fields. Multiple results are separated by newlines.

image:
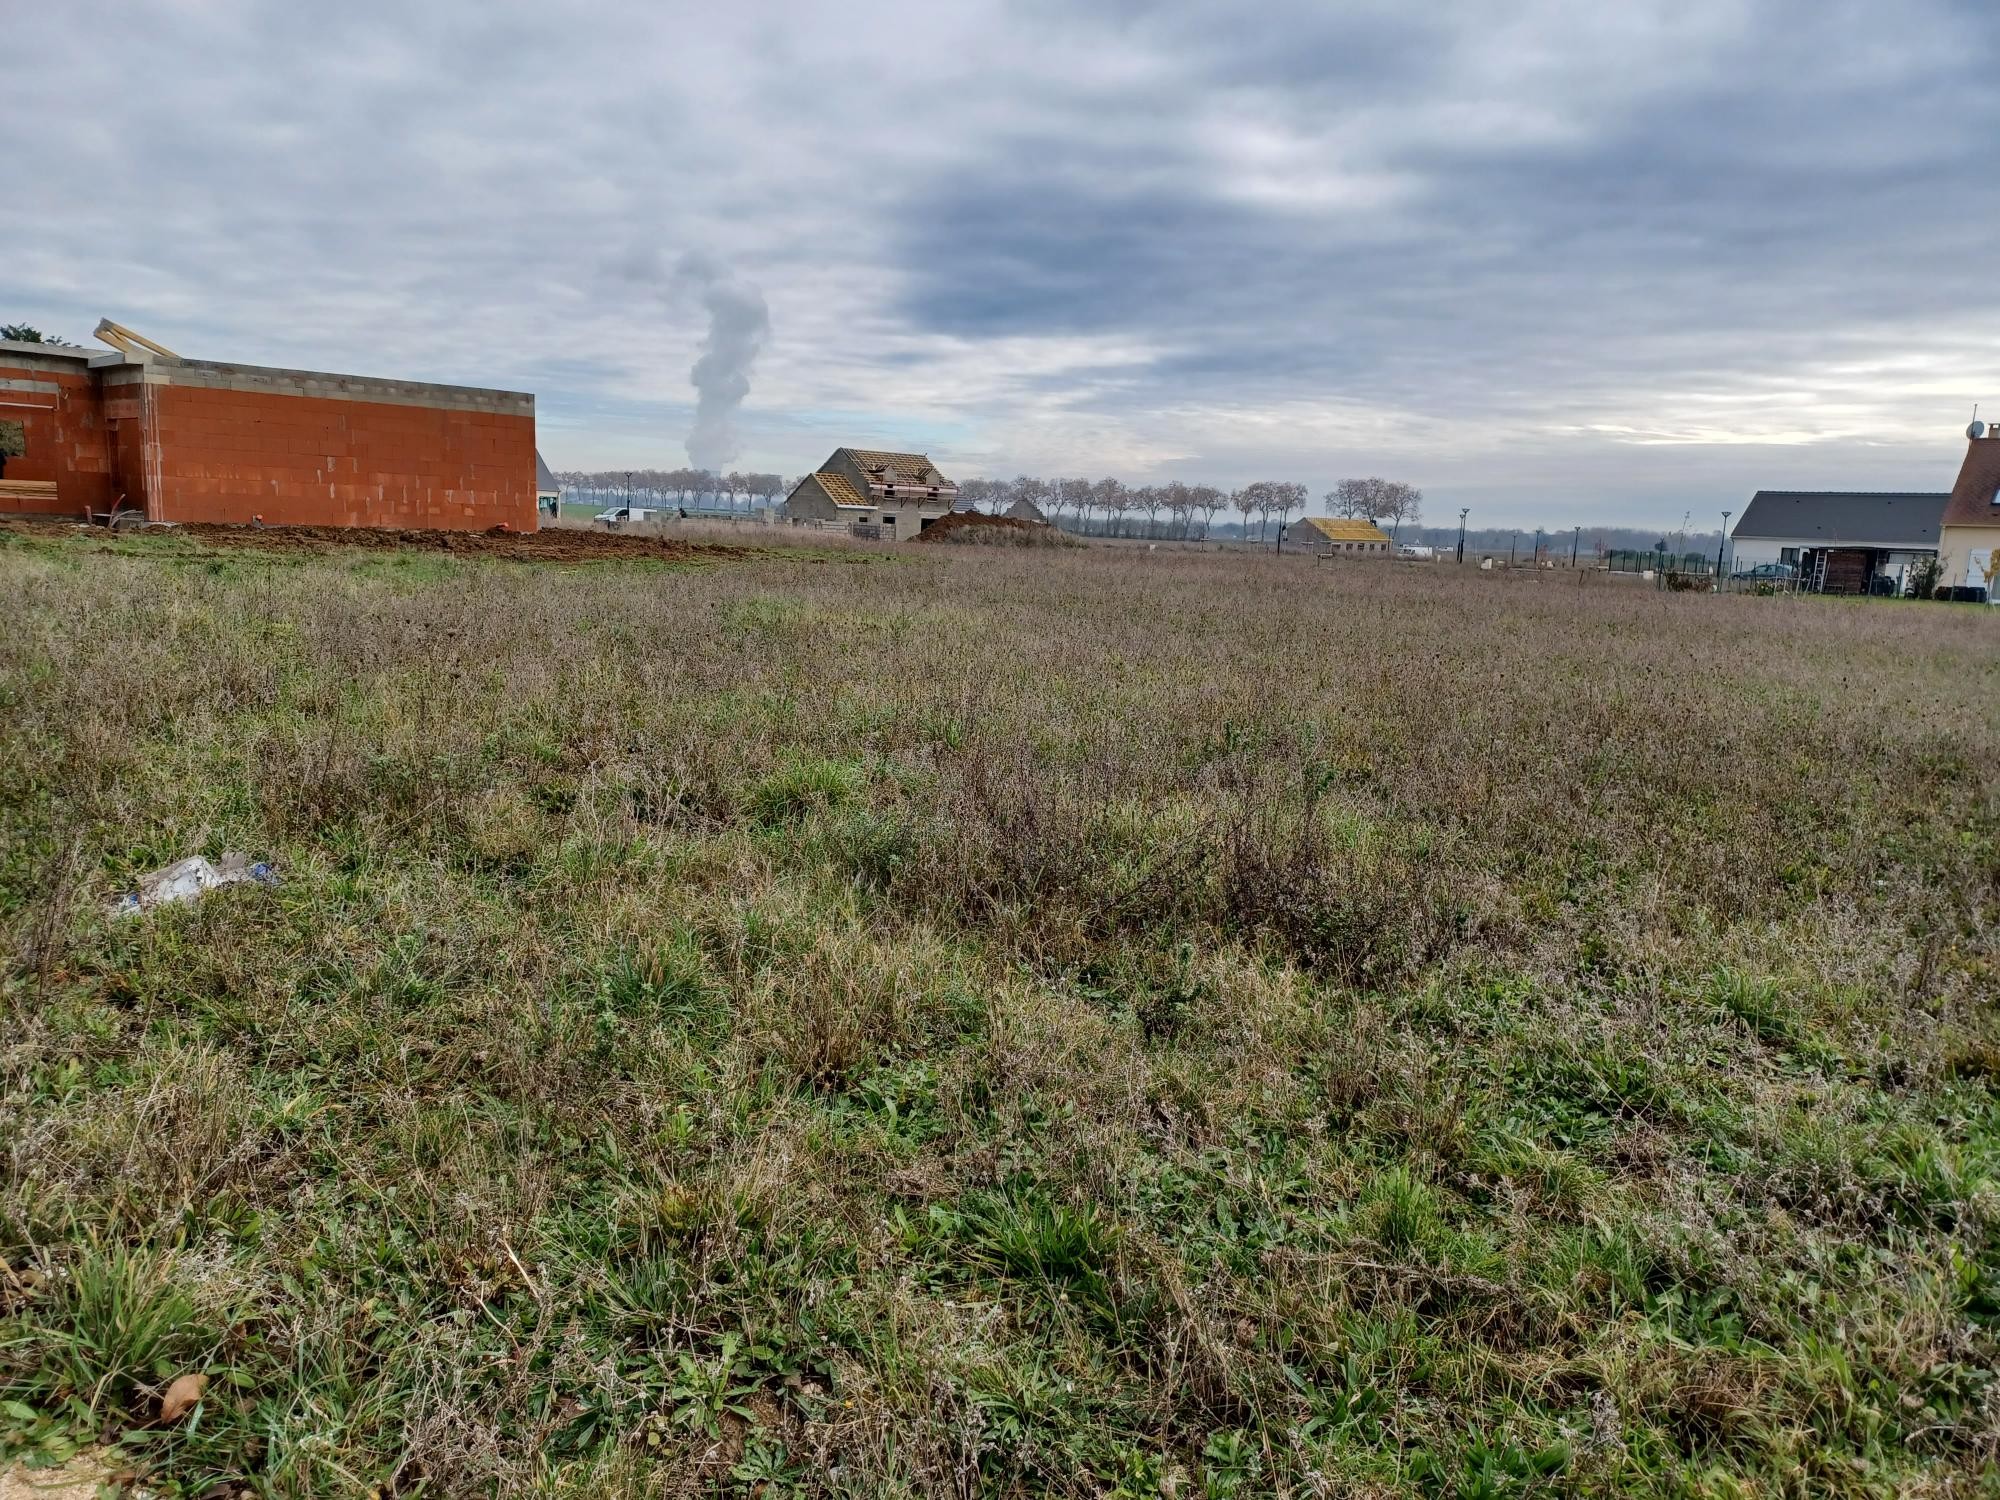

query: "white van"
xmin=593 ymin=506 xmax=657 ymax=529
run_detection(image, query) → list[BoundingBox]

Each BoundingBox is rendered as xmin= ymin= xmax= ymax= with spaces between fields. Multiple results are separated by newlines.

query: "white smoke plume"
xmin=677 ymin=253 xmax=769 ymax=472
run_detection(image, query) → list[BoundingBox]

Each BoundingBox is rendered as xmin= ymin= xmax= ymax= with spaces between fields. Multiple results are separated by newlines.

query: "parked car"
xmin=1396 ymin=544 xmax=1437 ymax=560
xmin=1732 ymin=562 xmax=1796 ymax=581
xmin=593 ymin=506 xmax=657 ymax=528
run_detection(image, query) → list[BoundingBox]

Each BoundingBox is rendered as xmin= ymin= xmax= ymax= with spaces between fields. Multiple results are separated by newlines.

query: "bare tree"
xmin=1070 ymin=477 xmax=1102 ymax=535
xmin=1240 ymin=481 xmax=1281 ymax=542
xmin=1270 ymin=481 xmax=1306 ymax=541
xmin=1119 ymin=481 xmax=1143 ymax=536
xmin=1134 ymin=484 xmax=1164 ymax=538
xmin=1334 ymin=479 xmax=1376 ymax=520
xmin=1224 ymin=488 xmax=1256 ymax=540
xmin=1329 ymin=477 xmax=1421 ymax=536
xmin=1384 ymin=482 xmax=1422 ymax=538
xmin=1190 ymin=485 xmax=1224 ymax=539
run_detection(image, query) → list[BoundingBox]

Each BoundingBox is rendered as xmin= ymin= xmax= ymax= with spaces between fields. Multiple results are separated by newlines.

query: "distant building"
xmin=1938 ymin=428 xmax=2000 ymax=600
xmin=536 ymin=451 xmax=560 ymax=517
xmin=1291 ymin=516 xmax=1392 ymax=554
xmin=1730 ymin=491 xmax=1946 ymax=595
xmin=781 ymin=448 xmax=959 ymax=536
xmin=1005 ymin=495 xmax=1049 ymax=525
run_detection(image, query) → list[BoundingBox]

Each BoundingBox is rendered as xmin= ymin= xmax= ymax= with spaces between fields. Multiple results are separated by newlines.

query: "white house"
xmin=1730 ymin=491 xmax=1947 ymax=595
xmin=535 ymin=451 xmax=561 ymax=518
xmin=1938 ymin=428 xmax=2000 ymax=599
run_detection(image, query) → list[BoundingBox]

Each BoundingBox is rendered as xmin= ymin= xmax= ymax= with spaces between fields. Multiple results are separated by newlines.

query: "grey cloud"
xmin=6 ymin=0 xmax=2000 ymax=521
xmin=893 ymin=0 xmax=2000 ymax=444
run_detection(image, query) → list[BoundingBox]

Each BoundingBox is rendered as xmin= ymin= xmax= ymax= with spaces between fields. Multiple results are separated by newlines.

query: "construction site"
xmin=0 ymin=320 xmax=539 ymax=532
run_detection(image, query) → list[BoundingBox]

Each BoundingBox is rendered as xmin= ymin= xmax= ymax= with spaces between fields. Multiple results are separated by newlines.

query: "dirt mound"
xmin=174 ymin=522 xmax=744 ymax=563
xmin=3 ymin=518 xmax=745 ymax=565
xmin=913 ymin=511 xmax=1071 ymax=545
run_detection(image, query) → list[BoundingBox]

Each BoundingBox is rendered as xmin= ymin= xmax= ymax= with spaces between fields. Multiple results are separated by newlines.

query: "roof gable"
xmin=835 ymin=448 xmax=950 ymax=486
xmin=1941 ymin=438 xmax=2000 ymax=529
xmin=814 ymin=471 xmax=870 ymax=509
xmin=1732 ymin=491 xmax=1947 ymax=546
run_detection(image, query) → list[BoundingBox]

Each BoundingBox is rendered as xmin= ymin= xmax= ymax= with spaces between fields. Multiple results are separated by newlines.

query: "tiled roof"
xmin=815 ymin=471 xmax=871 ymax=509
xmin=1941 ymin=439 xmax=2000 ymax=529
xmin=839 ymin=448 xmax=952 ymax=487
xmin=1733 ymin=491 xmax=1947 ymax=546
xmin=1295 ymin=516 xmax=1391 ymax=544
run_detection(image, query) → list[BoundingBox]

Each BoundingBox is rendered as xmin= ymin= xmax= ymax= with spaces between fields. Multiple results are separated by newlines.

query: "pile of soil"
xmin=2 ymin=518 xmax=744 ymax=565
xmin=913 ymin=511 xmax=1066 ymax=544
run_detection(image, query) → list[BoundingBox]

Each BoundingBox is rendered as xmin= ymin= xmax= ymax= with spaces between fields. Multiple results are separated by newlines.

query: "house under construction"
xmin=0 ymin=319 xmax=539 ymax=530
xmin=781 ymin=448 xmax=958 ymax=536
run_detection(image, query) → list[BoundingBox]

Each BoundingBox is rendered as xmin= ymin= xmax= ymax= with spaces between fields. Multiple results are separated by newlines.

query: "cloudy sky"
xmin=9 ymin=0 xmax=1999 ymax=525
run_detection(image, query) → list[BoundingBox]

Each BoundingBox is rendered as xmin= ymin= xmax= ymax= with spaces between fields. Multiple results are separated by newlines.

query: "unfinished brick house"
xmin=0 ymin=328 xmax=537 ymax=531
xmin=781 ymin=448 xmax=959 ymax=536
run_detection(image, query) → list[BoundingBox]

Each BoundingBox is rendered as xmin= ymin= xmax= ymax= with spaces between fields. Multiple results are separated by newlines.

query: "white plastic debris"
xmin=109 ymin=853 xmax=279 ymax=918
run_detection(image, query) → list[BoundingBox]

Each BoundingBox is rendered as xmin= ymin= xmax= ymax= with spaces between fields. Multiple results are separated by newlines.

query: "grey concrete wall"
xmin=0 ymin=340 xmax=98 ymax=372
xmin=148 ymin=359 xmax=533 ymax=416
xmin=781 ymin=475 xmax=844 ymax=521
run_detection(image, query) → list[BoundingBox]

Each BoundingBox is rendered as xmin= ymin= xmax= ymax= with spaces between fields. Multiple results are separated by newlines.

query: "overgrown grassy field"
xmin=2 ymin=529 xmax=1997 ymax=1498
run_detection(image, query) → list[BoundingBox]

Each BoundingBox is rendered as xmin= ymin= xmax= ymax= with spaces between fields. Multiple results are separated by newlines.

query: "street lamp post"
xmin=1571 ymin=525 xmax=1581 ymax=566
xmin=1457 ymin=507 xmax=1469 ymax=564
xmin=1717 ymin=511 xmax=1731 ymax=582
xmin=1509 ymin=531 xmax=1518 ymax=567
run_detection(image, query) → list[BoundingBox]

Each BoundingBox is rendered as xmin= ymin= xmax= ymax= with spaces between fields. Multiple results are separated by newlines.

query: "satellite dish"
xmin=1971 ymin=420 xmax=1988 ymax=440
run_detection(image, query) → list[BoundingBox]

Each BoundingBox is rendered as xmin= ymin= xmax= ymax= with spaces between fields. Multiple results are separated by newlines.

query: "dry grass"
xmin=1 ymin=528 xmax=1996 ymax=1497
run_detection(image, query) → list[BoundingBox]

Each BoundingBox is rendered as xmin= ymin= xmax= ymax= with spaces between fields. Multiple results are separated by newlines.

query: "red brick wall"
xmin=148 ymin=384 xmax=537 ymax=531
xmin=0 ymin=358 xmax=116 ymax=514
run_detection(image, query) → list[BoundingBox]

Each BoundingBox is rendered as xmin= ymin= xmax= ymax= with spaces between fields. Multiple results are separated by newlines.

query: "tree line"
xmin=552 ymin=468 xmax=787 ymax=513
xmin=956 ymin=475 xmax=1421 ymax=541
xmin=548 ymin=464 xmax=1426 ymax=540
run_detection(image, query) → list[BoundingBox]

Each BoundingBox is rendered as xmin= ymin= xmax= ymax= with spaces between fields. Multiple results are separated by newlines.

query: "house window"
xmin=882 ymin=514 xmax=896 ymax=525
xmin=1779 ymin=546 xmax=1799 ymax=565
xmin=0 ymin=419 xmax=24 ymax=477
